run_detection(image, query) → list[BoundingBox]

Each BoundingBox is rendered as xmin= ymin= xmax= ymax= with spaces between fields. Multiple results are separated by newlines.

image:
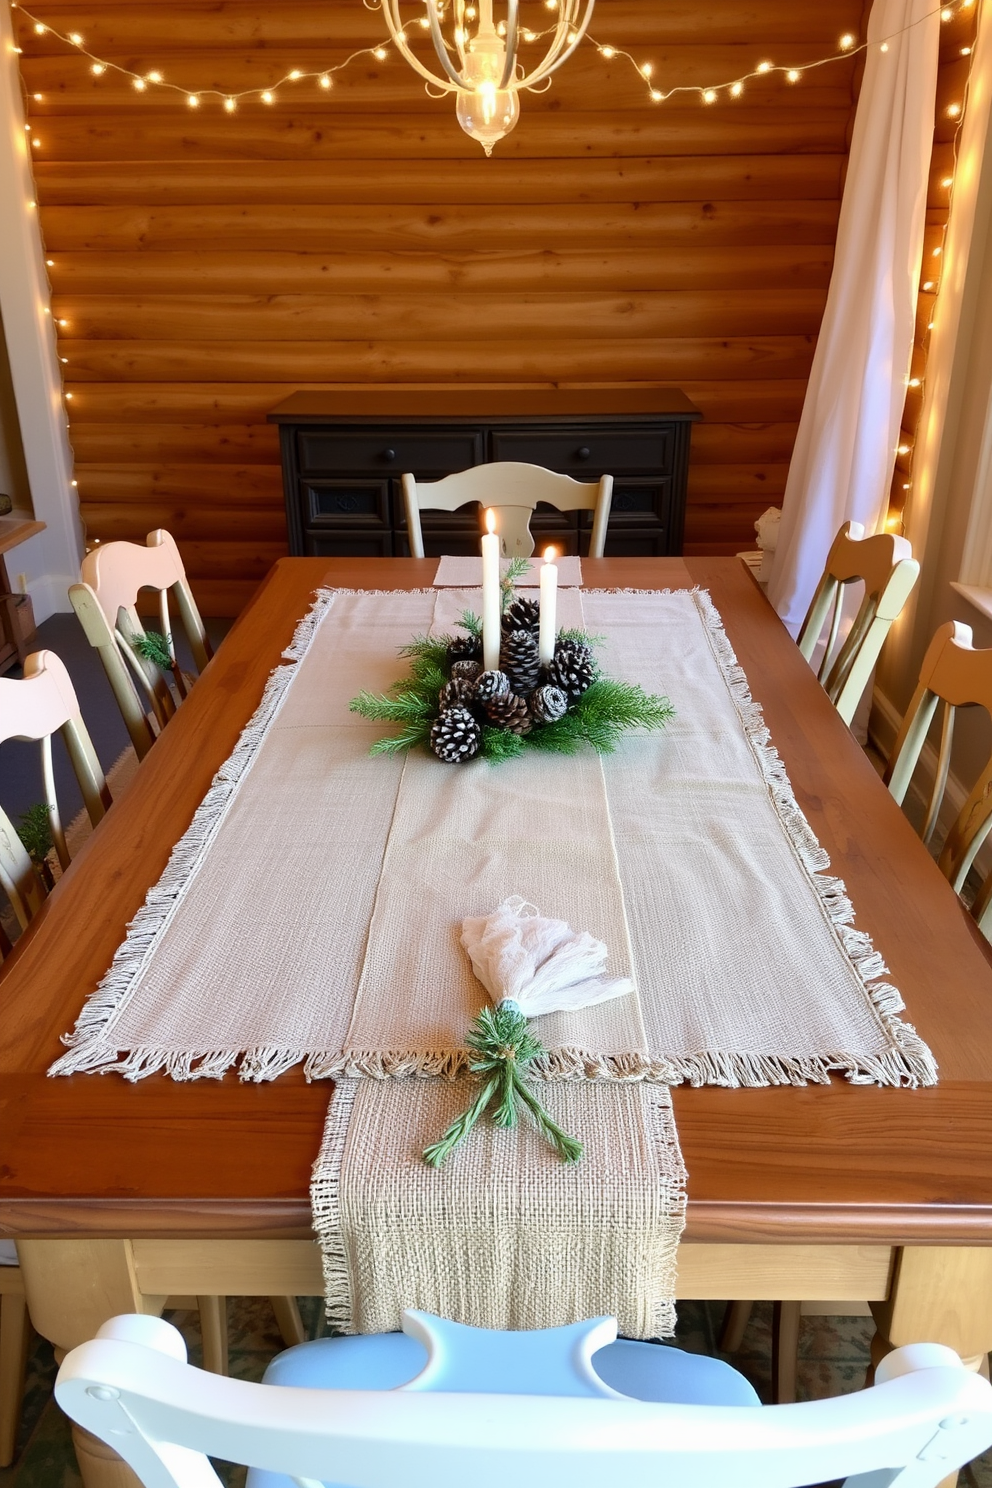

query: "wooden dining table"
xmin=3 ymin=555 xmax=992 ymax=1487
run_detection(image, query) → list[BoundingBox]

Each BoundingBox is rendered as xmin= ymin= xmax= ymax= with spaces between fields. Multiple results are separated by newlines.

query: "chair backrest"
xmin=797 ymin=521 xmax=920 ymax=727
xmin=0 ymin=649 xmax=110 ymax=935
xmin=55 ymin=1313 xmax=992 ymax=1488
xmin=884 ymin=620 xmax=992 ymax=898
xmin=402 ymin=462 xmax=614 ymax=560
xmin=69 ymin=530 xmax=212 ymax=761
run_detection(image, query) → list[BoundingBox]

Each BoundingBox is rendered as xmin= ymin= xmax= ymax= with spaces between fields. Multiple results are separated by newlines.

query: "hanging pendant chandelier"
xmin=379 ymin=0 xmax=596 ymax=155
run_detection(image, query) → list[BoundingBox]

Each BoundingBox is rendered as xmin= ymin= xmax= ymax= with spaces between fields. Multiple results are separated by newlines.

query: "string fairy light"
xmin=8 ymin=0 xmax=979 ymax=123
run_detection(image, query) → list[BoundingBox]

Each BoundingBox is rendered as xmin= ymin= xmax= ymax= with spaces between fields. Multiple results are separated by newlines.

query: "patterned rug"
xmin=4 ymin=1298 xmax=990 ymax=1488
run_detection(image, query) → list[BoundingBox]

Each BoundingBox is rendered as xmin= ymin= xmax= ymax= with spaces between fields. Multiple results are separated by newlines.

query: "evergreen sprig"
xmin=17 ymin=802 xmax=53 ymax=865
xmin=423 ymin=1003 xmax=583 ymax=1168
xmin=133 ymin=630 xmax=173 ymax=670
xmin=500 ymin=557 xmax=531 ymax=610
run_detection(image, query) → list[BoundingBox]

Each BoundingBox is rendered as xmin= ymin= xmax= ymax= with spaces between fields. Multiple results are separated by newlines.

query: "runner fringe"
xmin=48 ymin=584 xmax=937 ymax=1091
xmin=310 ymin=1078 xmax=358 ymax=1333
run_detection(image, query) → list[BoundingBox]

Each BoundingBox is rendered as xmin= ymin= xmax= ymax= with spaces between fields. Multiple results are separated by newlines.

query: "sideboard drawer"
xmin=490 ymin=427 xmax=674 ymax=475
xmin=303 ymin=480 xmax=391 ymax=527
xmin=297 ymin=430 xmax=483 ymax=476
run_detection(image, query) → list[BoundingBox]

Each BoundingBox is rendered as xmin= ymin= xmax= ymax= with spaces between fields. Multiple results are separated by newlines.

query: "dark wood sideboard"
xmin=268 ymin=389 xmax=701 ymax=558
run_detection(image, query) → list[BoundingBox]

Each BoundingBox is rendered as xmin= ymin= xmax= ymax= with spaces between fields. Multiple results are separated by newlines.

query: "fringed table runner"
xmin=433 ymin=555 xmax=583 ymax=587
xmin=50 ymin=585 xmax=936 ymax=1335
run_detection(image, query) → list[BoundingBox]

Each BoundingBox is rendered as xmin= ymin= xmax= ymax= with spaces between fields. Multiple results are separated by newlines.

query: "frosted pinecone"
xmin=439 ymin=676 xmax=477 ymax=712
xmin=502 ymin=596 xmax=540 ymax=635
xmin=430 ymin=706 xmax=482 ymax=762
xmin=450 ymin=658 xmax=483 ymax=684
xmin=547 ymin=639 xmax=595 ymax=700
xmin=529 ymin=683 xmax=569 ymax=724
xmin=500 ymin=630 xmax=540 ymax=695
xmin=447 ymin=633 xmax=482 ymax=666
xmin=475 ymin=669 xmax=512 ymax=706
xmin=486 ymin=692 xmax=533 ymax=736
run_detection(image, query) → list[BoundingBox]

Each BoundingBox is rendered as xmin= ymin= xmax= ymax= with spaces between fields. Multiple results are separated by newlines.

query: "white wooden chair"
xmin=797 ymin=521 xmax=920 ymax=727
xmin=69 ymin=530 xmax=213 ymax=761
xmin=402 ymin=462 xmax=613 ymax=560
xmin=884 ymin=620 xmax=992 ymax=909
xmin=0 ymin=648 xmax=111 ymax=935
xmin=56 ymin=1311 xmax=992 ymax=1488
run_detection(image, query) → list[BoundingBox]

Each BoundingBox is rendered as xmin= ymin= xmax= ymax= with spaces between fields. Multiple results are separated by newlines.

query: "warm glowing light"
xmin=60 ymin=356 xmax=68 ymax=363
xmin=898 ymin=444 xmax=910 ymax=454
xmin=941 ymin=7 xmax=952 ymax=18
xmin=600 ymin=45 xmax=615 ymax=58
xmin=933 ymin=246 xmax=942 ymax=256
xmin=224 ymin=97 xmax=236 ymax=111
xmin=908 ymin=377 xmax=921 ymax=387
xmin=640 ymin=63 xmax=653 ymax=77
xmin=947 ymin=103 xmax=961 ymax=118
xmin=942 ymin=176 xmax=953 ymax=187
xmin=33 ymin=22 xmax=44 ymax=33
xmin=486 ymin=508 xmax=496 ymax=535
xmin=187 ymin=94 xmax=199 ymax=107
xmin=289 ymin=69 xmax=302 ymax=79
xmin=91 ymin=62 xmax=105 ymax=74
xmin=31 ymin=136 xmax=40 ymax=146
xmin=57 ymin=318 xmax=68 ymax=326
xmin=65 ymin=392 xmax=73 ymax=399
xmin=962 ymin=46 xmax=972 ymax=55
xmin=147 ymin=70 xmax=162 ymax=83
xmin=880 ymin=42 xmax=889 ymax=52
xmin=133 ymin=77 xmax=146 ymax=90
xmin=33 ymin=92 xmax=41 ymax=99
xmin=787 ymin=69 xmax=800 ymax=82
xmin=757 ymin=61 xmax=772 ymax=73
xmin=730 ymin=80 xmax=744 ymax=96
xmin=839 ymin=33 xmax=855 ymax=49
xmin=261 ymin=91 xmax=274 ymax=103
xmin=650 ymin=89 xmax=662 ymax=100
xmin=46 ymin=258 xmax=54 ymax=265
xmin=374 ymin=47 xmax=387 ymax=60
xmin=68 ymin=31 xmax=82 ymax=43
xmin=923 ymin=281 xmax=935 ymax=290
xmin=319 ymin=74 xmax=331 ymax=88
xmin=703 ymin=88 xmax=717 ymax=102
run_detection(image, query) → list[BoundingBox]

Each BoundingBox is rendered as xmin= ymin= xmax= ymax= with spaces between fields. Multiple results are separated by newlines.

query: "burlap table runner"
xmin=51 ymin=585 xmax=936 ymax=1089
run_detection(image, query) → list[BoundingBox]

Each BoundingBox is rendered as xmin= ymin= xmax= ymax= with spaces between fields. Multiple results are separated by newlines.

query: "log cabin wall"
xmin=17 ymin=0 xmax=864 ymax=615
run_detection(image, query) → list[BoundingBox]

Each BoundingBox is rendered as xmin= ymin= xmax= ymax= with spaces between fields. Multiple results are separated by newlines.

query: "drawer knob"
xmin=576 ymin=446 xmax=591 ymax=460
xmin=382 ymin=447 xmax=397 ymax=462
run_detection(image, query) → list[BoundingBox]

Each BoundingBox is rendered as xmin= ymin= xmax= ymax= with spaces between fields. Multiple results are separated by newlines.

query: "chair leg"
xmin=719 ymin=1299 xmax=753 ymax=1352
xmin=196 ymin=1295 xmax=229 ymax=1376
xmin=772 ymin=1300 xmax=802 ymax=1404
xmin=0 ymin=1288 xmax=30 ymax=1467
xmin=270 ymin=1296 xmax=306 ymax=1348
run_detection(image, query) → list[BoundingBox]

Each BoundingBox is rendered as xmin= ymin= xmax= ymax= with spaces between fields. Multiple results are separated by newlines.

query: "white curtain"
xmin=766 ymin=0 xmax=941 ymax=632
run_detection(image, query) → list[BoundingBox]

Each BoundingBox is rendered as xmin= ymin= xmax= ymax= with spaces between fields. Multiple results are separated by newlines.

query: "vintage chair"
xmin=55 ymin=1310 xmax=992 ymax=1488
xmin=69 ymin=530 xmax=213 ymax=761
xmin=884 ymin=619 xmax=992 ymax=918
xmin=0 ymin=648 xmax=111 ymax=936
xmin=402 ymin=462 xmax=613 ymax=560
xmin=797 ymin=521 xmax=920 ymax=727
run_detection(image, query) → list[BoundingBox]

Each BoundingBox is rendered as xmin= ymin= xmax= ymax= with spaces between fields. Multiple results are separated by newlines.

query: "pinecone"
xmin=500 ymin=630 xmax=541 ymax=695
xmin=547 ymin=640 xmax=595 ymax=700
xmin=485 ymin=692 xmax=533 ymax=736
xmin=502 ymin=596 xmax=540 ymax=635
xmin=475 ymin=669 xmax=511 ymax=706
xmin=439 ymin=676 xmax=477 ymax=712
xmin=430 ymin=706 xmax=482 ymax=762
xmin=447 ymin=633 xmax=482 ymax=666
xmin=450 ymin=658 xmax=483 ymax=684
xmin=529 ymin=683 xmax=569 ymax=724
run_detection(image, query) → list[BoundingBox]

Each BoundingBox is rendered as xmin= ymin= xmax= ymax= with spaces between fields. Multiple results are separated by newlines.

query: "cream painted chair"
xmin=0 ymin=648 xmax=111 ymax=933
xmin=797 ymin=521 xmax=920 ymax=727
xmin=884 ymin=620 xmax=992 ymax=913
xmin=69 ymin=530 xmax=213 ymax=761
xmin=402 ymin=461 xmax=613 ymax=560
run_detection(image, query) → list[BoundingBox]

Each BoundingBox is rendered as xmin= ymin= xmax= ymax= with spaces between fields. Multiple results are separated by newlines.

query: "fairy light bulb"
xmin=787 ymin=69 xmax=800 ymax=81
xmin=703 ymin=88 xmax=716 ymax=103
xmin=188 ymin=93 xmax=199 ymax=107
xmin=454 ymin=32 xmax=519 ymax=156
xmin=133 ymin=77 xmax=146 ymax=90
xmin=261 ymin=91 xmax=274 ymax=104
xmin=224 ymin=97 xmax=237 ymax=112
xmin=730 ymin=80 xmax=744 ymax=97
xmin=319 ymin=74 xmax=332 ymax=88
xmin=839 ymin=33 xmax=855 ymax=49
xmin=91 ymin=63 xmax=105 ymax=74
xmin=68 ymin=31 xmax=82 ymax=43
xmin=757 ymin=61 xmax=772 ymax=73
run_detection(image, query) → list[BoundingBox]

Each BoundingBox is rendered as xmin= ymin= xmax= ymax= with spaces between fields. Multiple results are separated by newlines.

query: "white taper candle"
xmin=481 ymin=508 xmax=501 ymax=672
xmin=538 ymin=546 xmax=558 ymax=666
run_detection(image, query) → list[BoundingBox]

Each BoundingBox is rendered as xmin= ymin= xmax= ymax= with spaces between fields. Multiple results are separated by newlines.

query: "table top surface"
xmin=3 ymin=556 xmax=992 ymax=1246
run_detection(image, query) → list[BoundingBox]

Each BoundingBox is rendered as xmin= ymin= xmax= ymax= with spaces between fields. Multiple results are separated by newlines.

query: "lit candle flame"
xmin=544 ymin=547 xmax=556 ymax=562
xmin=486 ymin=508 xmax=496 ymax=535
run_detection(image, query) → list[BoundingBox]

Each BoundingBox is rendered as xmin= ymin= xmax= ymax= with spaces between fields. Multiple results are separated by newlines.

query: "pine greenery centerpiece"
xmin=350 ymin=565 xmax=674 ymax=764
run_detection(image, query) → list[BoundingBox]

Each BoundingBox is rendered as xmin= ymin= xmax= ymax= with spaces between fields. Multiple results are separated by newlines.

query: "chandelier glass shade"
xmin=379 ymin=0 xmax=596 ymax=154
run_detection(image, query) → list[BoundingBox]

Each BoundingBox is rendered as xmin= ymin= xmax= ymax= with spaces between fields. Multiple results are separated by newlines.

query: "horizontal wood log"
xmin=64 ymin=380 xmax=815 ymax=424
xmin=691 ymin=422 xmax=799 ymax=462
xmin=42 ymin=200 xmax=841 ymax=253
xmin=28 ymin=108 xmax=854 ymax=160
xmin=16 ymin=0 xmax=865 ymax=51
xmin=46 ymin=246 xmax=837 ymax=295
xmin=687 ymin=464 xmax=790 ymax=498
xmin=171 ymin=539 xmax=287 ymax=579
xmin=80 ymin=502 xmax=287 ymax=541
xmin=21 ymin=48 xmax=856 ymax=111
xmin=188 ymin=576 xmax=260 ymax=617
xmin=34 ymin=155 xmax=845 ymax=207
xmin=58 ymin=336 xmax=817 ymax=382
xmin=683 ymin=504 xmax=776 ymax=537
xmin=70 ymin=424 xmax=281 ymax=462
xmin=682 ymin=538 xmax=756 ymax=556
xmin=55 ymin=289 xmax=829 ymax=342
xmin=74 ymin=464 xmax=283 ymax=501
